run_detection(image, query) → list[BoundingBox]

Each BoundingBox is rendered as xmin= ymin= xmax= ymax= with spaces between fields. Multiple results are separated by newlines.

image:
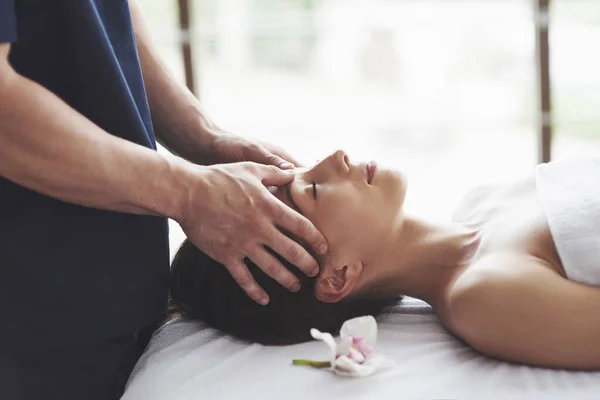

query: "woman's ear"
xmin=315 ymin=260 xmax=363 ymax=303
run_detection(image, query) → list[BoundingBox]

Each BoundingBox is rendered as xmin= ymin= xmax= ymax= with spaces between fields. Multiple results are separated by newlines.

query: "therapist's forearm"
xmin=129 ymin=0 xmax=222 ymax=165
xmin=0 ymin=46 xmax=188 ymax=220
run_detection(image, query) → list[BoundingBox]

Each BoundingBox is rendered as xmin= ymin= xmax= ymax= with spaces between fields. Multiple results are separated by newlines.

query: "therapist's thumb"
xmin=257 ymin=164 xmax=295 ymax=186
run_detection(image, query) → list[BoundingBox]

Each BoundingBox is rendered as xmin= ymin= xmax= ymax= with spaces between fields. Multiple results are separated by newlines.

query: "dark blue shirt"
xmin=0 ymin=0 xmax=170 ymax=347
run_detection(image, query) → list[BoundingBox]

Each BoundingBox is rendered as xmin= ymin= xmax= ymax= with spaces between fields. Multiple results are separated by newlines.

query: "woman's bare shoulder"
xmin=441 ymin=253 xmax=600 ymax=369
xmin=440 ymin=253 xmax=524 ymax=328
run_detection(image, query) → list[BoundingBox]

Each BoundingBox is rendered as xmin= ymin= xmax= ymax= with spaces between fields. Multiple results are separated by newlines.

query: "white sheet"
xmin=122 ymin=299 xmax=600 ymax=400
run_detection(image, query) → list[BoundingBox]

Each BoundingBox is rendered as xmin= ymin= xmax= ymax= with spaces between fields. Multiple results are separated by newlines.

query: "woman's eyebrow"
xmin=285 ymin=183 xmax=303 ymax=213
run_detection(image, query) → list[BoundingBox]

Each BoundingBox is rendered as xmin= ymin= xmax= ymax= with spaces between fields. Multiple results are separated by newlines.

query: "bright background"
xmin=138 ymin=0 xmax=600 ymax=255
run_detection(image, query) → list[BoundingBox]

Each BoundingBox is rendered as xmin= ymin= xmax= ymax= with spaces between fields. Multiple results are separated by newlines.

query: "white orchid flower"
xmin=293 ymin=316 xmax=394 ymax=378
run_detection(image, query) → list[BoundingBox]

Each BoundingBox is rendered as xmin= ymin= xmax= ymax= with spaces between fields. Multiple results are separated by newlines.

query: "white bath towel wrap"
xmin=537 ymin=156 xmax=600 ymax=287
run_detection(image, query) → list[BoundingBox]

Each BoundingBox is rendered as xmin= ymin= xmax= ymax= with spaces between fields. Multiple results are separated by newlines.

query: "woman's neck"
xmin=361 ymin=215 xmax=481 ymax=307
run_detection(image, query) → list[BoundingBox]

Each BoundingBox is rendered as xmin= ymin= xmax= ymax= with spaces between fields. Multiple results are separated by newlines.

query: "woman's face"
xmin=277 ymin=150 xmax=407 ymax=265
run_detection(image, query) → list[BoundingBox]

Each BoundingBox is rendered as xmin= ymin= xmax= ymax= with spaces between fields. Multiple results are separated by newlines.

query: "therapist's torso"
xmin=0 ymin=0 xmax=170 ymax=347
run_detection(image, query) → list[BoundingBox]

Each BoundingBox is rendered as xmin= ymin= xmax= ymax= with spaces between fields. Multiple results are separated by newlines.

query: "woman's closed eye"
xmin=311 ymin=181 xmax=317 ymax=200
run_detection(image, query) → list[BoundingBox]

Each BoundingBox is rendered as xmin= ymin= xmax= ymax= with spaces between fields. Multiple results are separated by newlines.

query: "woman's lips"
xmin=363 ymin=161 xmax=377 ymax=184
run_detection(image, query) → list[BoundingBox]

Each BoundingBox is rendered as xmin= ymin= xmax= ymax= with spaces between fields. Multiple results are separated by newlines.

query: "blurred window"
xmin=139 ymin=0 xmax=600 ymax=254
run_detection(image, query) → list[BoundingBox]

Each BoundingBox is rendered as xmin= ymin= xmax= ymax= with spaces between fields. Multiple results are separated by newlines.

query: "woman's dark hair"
xmin=170 ymin=239 xmax=401 ymax=345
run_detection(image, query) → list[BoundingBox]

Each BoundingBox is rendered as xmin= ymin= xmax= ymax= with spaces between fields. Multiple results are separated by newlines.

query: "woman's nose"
xmin=313 ymin=150 xmax=350 ymax=176
xmin=331 ymin=149 xmax=350 ymax=172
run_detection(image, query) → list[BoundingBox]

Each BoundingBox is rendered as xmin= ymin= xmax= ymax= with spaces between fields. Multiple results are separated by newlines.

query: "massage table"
xmin=122 ymin=298 xmax=600 ymax=399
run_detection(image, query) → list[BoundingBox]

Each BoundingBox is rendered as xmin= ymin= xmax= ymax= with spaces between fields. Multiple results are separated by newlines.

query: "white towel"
xmin=536 ymin=156 xmax=600 ymax=287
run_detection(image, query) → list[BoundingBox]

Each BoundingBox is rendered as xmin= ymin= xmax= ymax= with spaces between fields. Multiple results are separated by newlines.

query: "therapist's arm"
xmin=0 ymin=43 xmax=187 ymax=218
xmin=128 ymin=0 xmax=222 ymax=165
xmin=129 ymin=0 xmax=305 ymax=169
xmin=0 ymin=42 xmax=325 ymax=303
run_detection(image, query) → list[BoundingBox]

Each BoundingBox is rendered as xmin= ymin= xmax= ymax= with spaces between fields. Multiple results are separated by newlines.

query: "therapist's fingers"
xmin=225 ymin=258 xmax=270 ymax=305
xmin=248 ymin=246 xmax=301 ymax=293
xmin=267 ymin=215 xmax=324 ymax=277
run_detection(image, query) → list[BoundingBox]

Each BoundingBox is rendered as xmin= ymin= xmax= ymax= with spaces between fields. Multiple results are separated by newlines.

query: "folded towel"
xmin=537 ymin=156 xmax=600 ymax=287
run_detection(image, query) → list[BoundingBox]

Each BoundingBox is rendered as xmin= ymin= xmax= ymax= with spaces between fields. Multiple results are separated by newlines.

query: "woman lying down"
xmin=169 ymin=150 xmax=600 ymax=370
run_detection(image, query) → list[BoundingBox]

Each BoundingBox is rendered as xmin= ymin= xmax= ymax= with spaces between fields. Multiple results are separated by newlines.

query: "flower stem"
xmin=292 ymin=359 xmax=331 ymax=369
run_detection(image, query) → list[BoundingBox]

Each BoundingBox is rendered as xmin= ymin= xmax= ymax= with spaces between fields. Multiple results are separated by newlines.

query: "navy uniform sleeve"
xmin=0 ymin=0 xmax=18 ymax=42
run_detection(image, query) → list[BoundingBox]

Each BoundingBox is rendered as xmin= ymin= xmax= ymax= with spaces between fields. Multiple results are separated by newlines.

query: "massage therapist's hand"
xmin=176 ymin=161 xmax=327 ymax=305
xmin=208 ymin=132 xmax=304 ymax=169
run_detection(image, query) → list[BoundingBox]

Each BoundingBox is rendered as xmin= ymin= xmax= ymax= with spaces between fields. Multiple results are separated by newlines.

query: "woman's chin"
xmin=377 ymin=166 xmax=407 ymax=188
xmin=378 ymin=167 xmax=408 ymax=207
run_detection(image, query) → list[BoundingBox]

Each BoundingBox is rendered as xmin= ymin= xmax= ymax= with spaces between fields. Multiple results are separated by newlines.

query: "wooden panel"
xmin=177 ymin=0 xmax=196 ymax=94
xmin=536 ymin=0 xmax=552 ymax=162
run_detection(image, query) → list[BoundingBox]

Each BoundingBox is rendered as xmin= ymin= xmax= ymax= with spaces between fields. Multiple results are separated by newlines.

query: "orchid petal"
xmin=352 ymin=336 xmax=374 ymax=356
xmin=336 ymin=335 xmax=353 ymax=357
xmin=310 ymin=328 xmax=337 ymax=363
xmin=333 ymin=356 xmax=377 ymax=378
xmin=348 ymin=348 xmax=366 ymax=363
xmin=340 ymin=316 xmax=378 ymax=348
